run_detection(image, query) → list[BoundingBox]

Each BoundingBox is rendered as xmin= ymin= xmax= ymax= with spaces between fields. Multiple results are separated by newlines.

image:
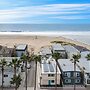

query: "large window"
xmin=51 ymin=80 xmax=54 ymax=83
xmin=75 ymin=79 xmax=80 ymax=83
xmin=64 ymin=72 xmax=71 ymax=77
xmin=65 ymin=79 xmax=71 ymax=83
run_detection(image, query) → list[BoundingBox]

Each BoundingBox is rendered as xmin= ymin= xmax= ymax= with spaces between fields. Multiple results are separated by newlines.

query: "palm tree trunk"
xmin=34 ymin=61 xmax=37 ymax=90
xmin=74 ymin=61 xmax=76 ymax=90
xmin=14 ymin=66 xmax=17 ymax=90
xmin=2 ymin=66 xmax=4 ymax=90
xmin=55 ymin=60 xmax=57 ymax=90
xmin=25 ymin=61 xmax=27 ymax=90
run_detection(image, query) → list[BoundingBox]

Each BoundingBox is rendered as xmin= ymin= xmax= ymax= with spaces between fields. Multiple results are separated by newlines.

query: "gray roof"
xmin=52 ymin=44 xmax=65 ymax=51
xmin=16 ymin=44 xmax=27 ymax=50
xmin=58 ymin=59 xmax=80 ymax=71
xmin=63 ymin=45 xmax=79 ymax=53
xmin=40 ymin=47 xmax=52 ymax=55
xmin=77 ymin=52 xmax=90 ymax=73
xmin=81 ymin=51 xmax=90 ymax=58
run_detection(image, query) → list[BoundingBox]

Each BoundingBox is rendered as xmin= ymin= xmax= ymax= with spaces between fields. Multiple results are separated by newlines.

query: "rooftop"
xmin=58 ymin=59 xmax=80 ymax=71
xmin=41 ymin=62 xmax=60 ymax=74
xmin=63 ymin=45 xmax=79 ymax=53
xmin=39 ymin=47 xmax=52 ymax=55
xmin=73 ymin=45 xmax=90 ymax=52
xmin=52 ymin=44 xmax=65 ymax=51
xmin=16 ymin=44 xmax=27 ymax=50
xmin=77 ymin=52 xmax=90 ymax=73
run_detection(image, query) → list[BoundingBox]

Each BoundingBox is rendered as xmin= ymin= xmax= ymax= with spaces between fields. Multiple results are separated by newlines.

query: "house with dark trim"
xmin=57 ymin=59 xmax=83 ymax=86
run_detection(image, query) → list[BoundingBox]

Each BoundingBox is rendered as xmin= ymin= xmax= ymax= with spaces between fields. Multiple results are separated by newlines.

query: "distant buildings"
xmin=39 ymin=47 xmax=52 ymax=57
xmin=0 ymin=46 xmax=13 ymax=57
xmin=51 ymin=44 xmax=67 ymax=58
xmin=63 ymin=45 xmax=80 ymax=59
xmin=15 ymin=44 xmax=28 ymax=57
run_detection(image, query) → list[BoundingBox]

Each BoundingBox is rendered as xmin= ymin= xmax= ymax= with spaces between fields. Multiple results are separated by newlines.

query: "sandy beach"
xmin=0 ymin=35 xmax=90 ymax=54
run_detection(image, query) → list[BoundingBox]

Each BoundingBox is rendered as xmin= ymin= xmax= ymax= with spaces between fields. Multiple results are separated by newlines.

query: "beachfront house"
xmin=16 ymin=44 xmax=28 ymax=57
xmin=63 ymin=45 xmax=80 ymax=59
xmin=51 ymin=44 xmax=66 ymax=58
xmin=0 ymin=46 xmax=13 ymax=57
xmin=0 ymin=57 xmax=20 ymax=87
xmin=39 ymin=47 xmax=52 ymax=58
xmin=77 ymin=51 xmax=90 ymax=86
xmin=57 ymin=59 xmax=82 ymax=86
xmin=40 ymin=62 xmax=61 ymax=87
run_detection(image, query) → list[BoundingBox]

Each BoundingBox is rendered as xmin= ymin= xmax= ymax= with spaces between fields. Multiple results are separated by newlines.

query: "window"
xmin=51 ymin=80 xmax=54 ymax=83
xmin=4 ymin=74 xmax=8 ymax=77
xmin=76 ymin=72 xmax=80 ymax=77
xmin=64 ymin=72 xmax=71 ymax=77
xmin=75 ymin=79 xmax=80 ymax=83
xmin=48 ymin=74 xmax=54 ymax=77
xmin=65 ymin=79 xmax=71 ymax=83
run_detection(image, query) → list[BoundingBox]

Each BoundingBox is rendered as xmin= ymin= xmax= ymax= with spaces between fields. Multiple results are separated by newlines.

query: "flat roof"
xmin=77 ymin=52 xmax=90 ymax=73
xmin=52 ymin=44 xmax=65 ymax=51
xmin=73 ymin=45 xmax=90 ymax=52
xmin=58 ymin=59 xmax=80 ymax=71
xmin=41 ymin=62 xmax=61 ymax=74
xmin=16 ymin=44 xmax=27 ymax=50
xmin=63 ymin=45 xmax=79 ymax=53
xmin=39 ymin=47 xmax=52 ymax=55
xmin=81 ymin=51 xmax=90 ymax=58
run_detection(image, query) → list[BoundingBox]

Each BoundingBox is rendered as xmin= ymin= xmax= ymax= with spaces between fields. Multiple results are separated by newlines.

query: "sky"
xmin=0 ymin=0 xmax=90 ymax=24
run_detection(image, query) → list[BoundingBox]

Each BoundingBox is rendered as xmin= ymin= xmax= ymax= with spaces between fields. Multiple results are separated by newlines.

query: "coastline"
xmin=0 ymin=35 xmax=90 ymax=54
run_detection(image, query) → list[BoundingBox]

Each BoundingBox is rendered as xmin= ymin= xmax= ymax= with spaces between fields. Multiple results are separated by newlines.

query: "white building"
xmin=0 ymin=57 xmax=20 ymax=87
xmin=16 ymin=44 xmax=27 ymax=57
xmin=40 ymin=61 xmax=61 ymax=87
xmin=77 ymin=51 xmax=90 ymax=86
xmin=57 ymin=59 xmax=82 ymax=85
xmin=63 ymin=45 xmax=80 ymax=59
xmin=51 ymin=44 xmax=66 ymax=58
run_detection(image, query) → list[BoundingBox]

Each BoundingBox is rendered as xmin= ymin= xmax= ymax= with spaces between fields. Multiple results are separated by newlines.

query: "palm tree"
xmin=21 ymin=54 xmax=30 ymax=90
xmin=8 ymin=58 xmax=22 ymax=90
xmin=86 ymin=53 xmax=90 ymax=60
xmin=32 ymin=55 xmax=41 ymax=90
xmin=72 ymin=54 xmax=81 ymax=90
xmin=0 ymin=59 xmax=7 ymax=90
xmin=52 ymin=52 xmax=62 ymax=90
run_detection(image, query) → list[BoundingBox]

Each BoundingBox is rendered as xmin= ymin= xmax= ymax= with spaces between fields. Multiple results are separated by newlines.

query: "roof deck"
xmin=63 ymin=45 xmax=79 ymax=53
xmin=52 ymin=44 xmax=65 ymax=51
xmin=58 ymin=59 xmax=80 ymax=71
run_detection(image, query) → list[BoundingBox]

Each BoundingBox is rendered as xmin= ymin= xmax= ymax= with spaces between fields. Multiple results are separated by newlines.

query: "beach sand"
xmin=0 ymin=35 xmax=90 ymax=54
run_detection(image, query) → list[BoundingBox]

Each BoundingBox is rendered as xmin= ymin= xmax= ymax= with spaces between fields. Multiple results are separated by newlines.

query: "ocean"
xmin=0 ymin=24 xmax=90 ymax=32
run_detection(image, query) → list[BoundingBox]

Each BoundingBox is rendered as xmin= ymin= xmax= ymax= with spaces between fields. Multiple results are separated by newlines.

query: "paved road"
xmin=27 ymin=61 xmax=35 ymax=87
